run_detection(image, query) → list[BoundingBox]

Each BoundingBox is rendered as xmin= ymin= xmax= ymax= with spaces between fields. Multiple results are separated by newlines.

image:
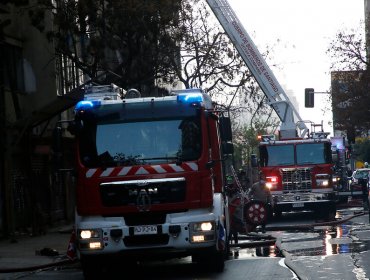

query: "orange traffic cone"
xmin=67 ymin=230 xmax=77 ymax=261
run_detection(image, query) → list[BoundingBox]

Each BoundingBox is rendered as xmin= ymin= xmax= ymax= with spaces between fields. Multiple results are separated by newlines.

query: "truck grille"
xmin=100 ymin=179 xmax=186 ymax=207
xmin=281 ymin=168 xmax=312 ymax=191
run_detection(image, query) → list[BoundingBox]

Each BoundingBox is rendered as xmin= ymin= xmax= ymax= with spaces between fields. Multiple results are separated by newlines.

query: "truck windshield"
xmin=259 ymin=142 xmax=331 ymax=167
xmin=260 ymin=145 xmax=294 ymax=167
xmin=296 ymin=143 xmax=328 ymax=165
xmin=79 ymin=117 xmax=201 ymax=167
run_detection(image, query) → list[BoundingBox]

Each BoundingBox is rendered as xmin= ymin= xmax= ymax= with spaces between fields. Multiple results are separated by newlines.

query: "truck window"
xmin=260 ymin=145 xmax=294 ymax=167
xmin=296 ymin=143 xmax=330 ymax=165
xmin=79 ymin=117 xmax=201 ymax=167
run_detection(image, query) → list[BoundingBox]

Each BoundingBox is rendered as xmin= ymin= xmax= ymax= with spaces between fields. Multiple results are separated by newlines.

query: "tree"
xmin=327 ymin=21 xmax=370 ymax=139
xmin=167 ymin=0 xmax=278 ymax=112
xmin=27 ymin=0 xmax=182 ymax=94
xmin=27 ymin=0 xmax=278 ymax=131
xmin=232 ymin=113 xmax=279 ymax=169
xmin=28 ymin=0 xmax=275 ymax=108
xmin=354 ymin=139 xmax=370 ymax=164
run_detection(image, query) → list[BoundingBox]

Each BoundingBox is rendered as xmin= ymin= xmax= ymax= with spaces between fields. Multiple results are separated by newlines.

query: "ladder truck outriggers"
xmin=207 ymin=0 xmax=337 ymax=219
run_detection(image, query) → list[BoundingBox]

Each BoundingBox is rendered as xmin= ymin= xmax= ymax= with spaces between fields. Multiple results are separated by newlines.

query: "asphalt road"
xmin=3 ymin=206 xmax=369 ymax=280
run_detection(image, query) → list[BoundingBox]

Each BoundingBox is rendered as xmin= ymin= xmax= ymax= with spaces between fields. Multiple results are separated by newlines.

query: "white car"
xmin=349 ymin=168 xmax=370 ymax=199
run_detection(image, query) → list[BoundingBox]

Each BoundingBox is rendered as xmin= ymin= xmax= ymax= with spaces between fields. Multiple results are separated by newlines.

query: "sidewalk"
xmin=0 ymin=222 xmax=76 ymax=273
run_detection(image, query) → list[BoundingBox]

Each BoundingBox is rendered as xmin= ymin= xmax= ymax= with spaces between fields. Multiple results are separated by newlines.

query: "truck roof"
xmin=77 ymin=85 xmax=214 ymax=110
xmin=260 ymin=138 xmax=331 ymax=145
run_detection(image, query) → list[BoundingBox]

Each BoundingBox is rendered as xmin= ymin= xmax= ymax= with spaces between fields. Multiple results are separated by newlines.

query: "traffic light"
xmin=304 ymin=88 xmax=315 ymax=108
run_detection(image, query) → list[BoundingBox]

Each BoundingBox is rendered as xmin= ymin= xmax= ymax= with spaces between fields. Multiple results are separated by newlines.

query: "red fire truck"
xmin=256 ymin=132 xmax=337 ymax=219
xmin=207 ymin=0 xmax=337 ymax=219
xmin=70 ymin=85 xmax=238 ymax=277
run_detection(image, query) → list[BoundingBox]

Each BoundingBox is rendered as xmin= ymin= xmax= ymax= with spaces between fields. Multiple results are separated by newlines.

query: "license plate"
xmin=292 ymin=203 xmax=304 ymax=208
xmin=134 ymin=225 xmax=158 ymax=235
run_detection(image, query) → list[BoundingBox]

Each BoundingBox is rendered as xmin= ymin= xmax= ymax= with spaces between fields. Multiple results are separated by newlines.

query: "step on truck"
xmin=69 ymin=85 xmax=234 ymax=277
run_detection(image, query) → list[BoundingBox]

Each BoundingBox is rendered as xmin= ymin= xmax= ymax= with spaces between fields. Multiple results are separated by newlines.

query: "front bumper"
xmin=75 ymin=209 xmax=221 ymax=259
xmin=272 ymin=191 xmax=336 ymax=212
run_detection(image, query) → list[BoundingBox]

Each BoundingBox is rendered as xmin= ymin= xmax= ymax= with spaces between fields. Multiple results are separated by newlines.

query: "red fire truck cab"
xmin=71 ymin=85 xmax=233 ymax=277
xmin=256 ymin=134 xmax=337 ymax=219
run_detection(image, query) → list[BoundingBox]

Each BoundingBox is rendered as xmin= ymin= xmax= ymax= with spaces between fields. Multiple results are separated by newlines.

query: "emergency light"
xmin=177 ymin=92 xmax=204 ymax=104
xmin=258 ymin=134 xmax=275 ymax=142
xmin=75 ymin=100 xmax=101 ymax=111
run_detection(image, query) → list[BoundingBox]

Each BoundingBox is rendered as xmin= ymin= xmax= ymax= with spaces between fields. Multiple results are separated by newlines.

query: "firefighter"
xmin=248 ymin=172 xmax=273 ymax=206
xmin=238 ymin=168 xmax=250 ymax=192
xmin=248 ymin=172 xmax=273 ymax=231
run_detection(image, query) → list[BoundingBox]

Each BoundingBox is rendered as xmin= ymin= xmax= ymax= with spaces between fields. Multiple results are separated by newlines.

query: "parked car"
xmin=349 ymin=168 xmax=370 ymax=198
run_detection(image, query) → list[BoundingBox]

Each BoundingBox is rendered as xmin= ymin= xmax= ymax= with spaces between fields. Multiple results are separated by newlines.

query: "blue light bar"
xmin=75 ymin=100 xmax=101 ymax=111
xmin=177 ymin=93 xmax=204 ymax=104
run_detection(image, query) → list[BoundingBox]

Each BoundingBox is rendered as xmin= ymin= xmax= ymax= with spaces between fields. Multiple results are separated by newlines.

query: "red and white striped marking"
xmin=85 ymin=162 xmax=198 ymax=178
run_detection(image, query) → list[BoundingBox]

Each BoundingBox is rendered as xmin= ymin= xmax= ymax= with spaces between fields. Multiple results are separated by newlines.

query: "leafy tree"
xmin=354 ymin=138 xmax=370 ymax=164
xmin=327 ymin=21 xmax=370 ymax=140
xmin=26 ymin=0 xmax=182 ymax=94
xmin=23 ymin=0 xmax=278 ymax=133
xmin=25 ymin=0 xmax=275 ymax=110
xmin=232 ymin=111 xmax=279 ymax=169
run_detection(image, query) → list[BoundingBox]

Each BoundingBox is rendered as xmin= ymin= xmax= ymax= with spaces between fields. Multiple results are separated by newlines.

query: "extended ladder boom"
xmin=206 ymin=0 xmax=308 ymax=138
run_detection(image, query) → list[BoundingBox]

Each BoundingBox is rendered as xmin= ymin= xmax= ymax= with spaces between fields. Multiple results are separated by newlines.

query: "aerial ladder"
xmin=206 ymin=0 xmax=309 ymax=139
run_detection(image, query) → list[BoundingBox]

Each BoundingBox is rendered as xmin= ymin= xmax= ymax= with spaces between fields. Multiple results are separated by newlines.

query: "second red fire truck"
xmin=207 ymin=0 xmax=337 ymax=219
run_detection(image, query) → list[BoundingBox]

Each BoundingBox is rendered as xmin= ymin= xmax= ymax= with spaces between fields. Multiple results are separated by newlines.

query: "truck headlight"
xmin=189 ymin=221 xmax=215 ymax=243
xmin=78 ymin=229 xmax=103 ymax=250
xmin=79 ymin=229 xmax=101 ymax=239
xmin=316 ymin=174 xmax=330 ymax=187
xmin=266 ymin=176 xmax=279 ymax=190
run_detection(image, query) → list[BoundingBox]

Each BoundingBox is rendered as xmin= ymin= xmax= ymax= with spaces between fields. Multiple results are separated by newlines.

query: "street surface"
xmin=2 ymin=204 xmax=369 ymax=280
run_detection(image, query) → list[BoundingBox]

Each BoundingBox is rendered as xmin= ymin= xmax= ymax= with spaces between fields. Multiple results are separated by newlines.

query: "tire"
xmin=273 ymin=209 xmax=282 ymax=219
xmin=315 ymin=202 xmax=336 ymax=221
xmin=338 ymin=196 xmax=348 ymax=204
xmin=192 ymin=247 xmax=225 ymax=273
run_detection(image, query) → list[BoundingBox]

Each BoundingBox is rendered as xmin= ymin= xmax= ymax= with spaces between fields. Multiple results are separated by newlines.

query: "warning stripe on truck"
xmin=85 ymin=162 xmax=198 ymax=178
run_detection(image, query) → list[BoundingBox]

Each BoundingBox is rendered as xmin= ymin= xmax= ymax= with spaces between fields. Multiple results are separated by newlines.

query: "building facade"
xmin=0 ymin=1 xmax=79 ymax=237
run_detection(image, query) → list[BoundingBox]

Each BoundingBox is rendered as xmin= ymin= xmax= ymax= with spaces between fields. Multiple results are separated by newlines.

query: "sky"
xmin=226 ymin=0 xmax=365 ymax=135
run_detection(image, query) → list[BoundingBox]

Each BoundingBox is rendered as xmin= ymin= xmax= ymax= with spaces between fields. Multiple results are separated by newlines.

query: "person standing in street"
xmin=248 ymin=172 xmax=273 ymax=206
xmin=248 ymin=172 xmax=273 ymax=231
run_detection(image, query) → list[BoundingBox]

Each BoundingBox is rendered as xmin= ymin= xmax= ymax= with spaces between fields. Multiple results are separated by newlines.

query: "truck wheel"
xmin=192 ymin=247 xmax=225 ymax=273
xmin=326 ymin=203 xmax=337 ymax=221
xmin=273 ymin=208 xmax=282 ymax=219
xmin=316 ymin=203 xmax=336 ymax=221
xmin=338 ymin=196 xmax=348 ymax=204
